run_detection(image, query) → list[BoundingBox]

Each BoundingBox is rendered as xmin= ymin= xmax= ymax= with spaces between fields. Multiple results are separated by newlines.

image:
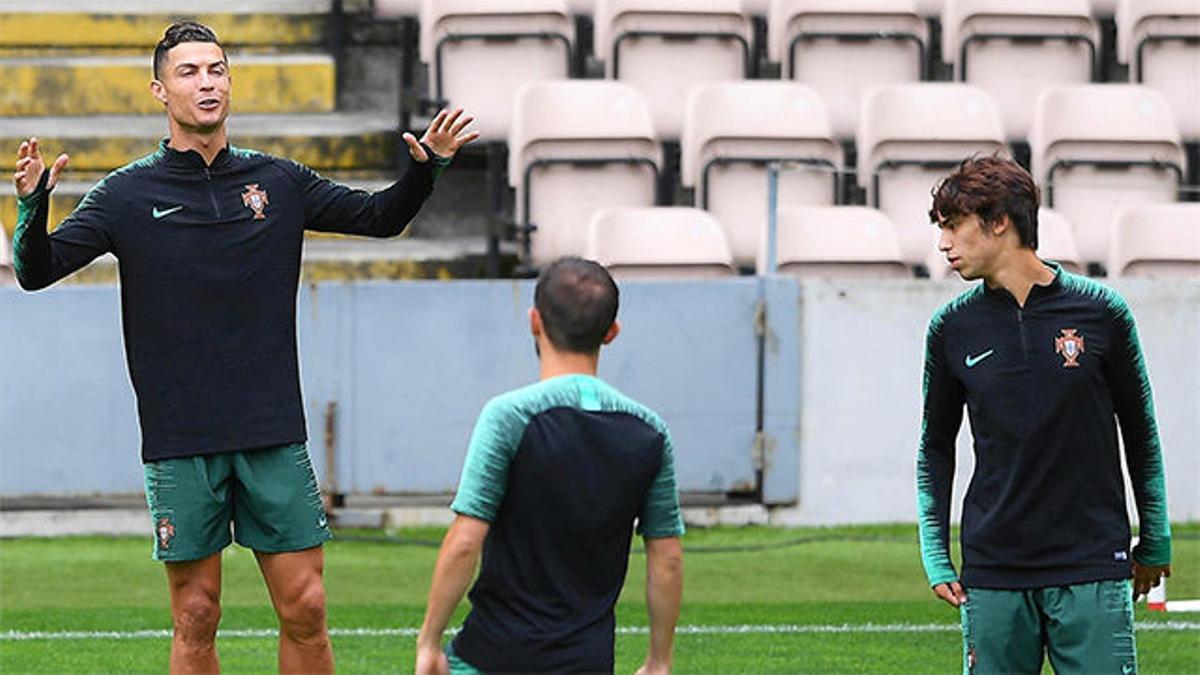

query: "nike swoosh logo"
xmin=965 ymin=349 xmax=995 ymax=368
xmin=152 ymin=205 xmax=183 ymax=219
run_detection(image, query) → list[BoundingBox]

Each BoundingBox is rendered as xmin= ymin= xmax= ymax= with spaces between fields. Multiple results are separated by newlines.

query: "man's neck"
xmin=539 ymin=349 xmax=600 ymax=381
xmin=985 ymin=249 xmax=1055 ymax=307
xmin=167 ymin=124 xmax=227 ymax=166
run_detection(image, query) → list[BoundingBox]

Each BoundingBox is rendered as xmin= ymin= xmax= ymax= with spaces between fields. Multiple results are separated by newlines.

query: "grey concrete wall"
xmin=2 ymin=278 xmax=1197 ymax=524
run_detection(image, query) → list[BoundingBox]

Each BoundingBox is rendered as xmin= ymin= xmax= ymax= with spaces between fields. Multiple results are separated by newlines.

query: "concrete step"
xmin=0 ymin=113 xmax=401 ymax=174
xmin=0 ymin=53 xmax=335 ymax=116
xmin=0 ymin=3 xmax=335 ymax=49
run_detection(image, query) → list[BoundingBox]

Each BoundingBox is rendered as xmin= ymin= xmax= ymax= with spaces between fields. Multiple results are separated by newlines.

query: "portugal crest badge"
xmin=241 ymin=183 xmax=269 ymax=220
xmin=156 ymin=516 xmax=176 ymax=550
xmin=1054 ymin=328 xmax=1085 ymax=368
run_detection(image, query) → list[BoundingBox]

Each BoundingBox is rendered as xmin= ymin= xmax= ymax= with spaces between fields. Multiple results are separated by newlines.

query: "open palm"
xmin=403 ymin=108 xmax=479 ymax=162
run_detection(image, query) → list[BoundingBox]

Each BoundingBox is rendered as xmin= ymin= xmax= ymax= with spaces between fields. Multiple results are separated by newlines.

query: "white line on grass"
xmin=2 ymin=622 xmax=1198 ymax=641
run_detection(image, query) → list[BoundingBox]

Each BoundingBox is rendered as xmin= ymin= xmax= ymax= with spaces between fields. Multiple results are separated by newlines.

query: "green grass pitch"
xmin=2 ymin=523 xmax=1197 ymax=673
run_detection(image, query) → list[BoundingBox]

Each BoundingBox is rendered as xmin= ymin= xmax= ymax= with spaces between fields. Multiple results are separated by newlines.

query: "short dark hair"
xmin=534 ymin=257 xmax=620 ymax=354
xmin=929 ymin=155 xmax=1040 ymax=249
xmin=153 ymin=21 xmax=224 ymax=80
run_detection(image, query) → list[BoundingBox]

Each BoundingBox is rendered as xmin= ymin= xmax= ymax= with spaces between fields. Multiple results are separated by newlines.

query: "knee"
xmin=174 ymin=595 xmax=221 ymax=645
xmin=278 ymin=583 xmax=327 ymax=641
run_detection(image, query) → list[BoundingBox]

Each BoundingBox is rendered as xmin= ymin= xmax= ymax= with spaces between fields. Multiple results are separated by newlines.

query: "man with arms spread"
xmin=11 ymin=21 xmax=477 ymax=673
xmin=415 ymin=257 xmax=685 ymax=674
xmin=916 ymin=156 xmax=1172 ymax=674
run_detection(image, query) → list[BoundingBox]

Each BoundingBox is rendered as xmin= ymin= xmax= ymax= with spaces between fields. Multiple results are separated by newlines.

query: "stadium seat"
xmin=1117 ymin=0 xmax=1200 ymax=141
xmin=769 ymin=0 xmax=928 ymax=139
xmin=1034 ymin=208 xmax=1085 ymax=275
xmin=681 ymin=82 xmax=841 ymax=268
xmin=593 ymin=0 xmax=753 ymax=140
xmin=761 ymin=206 xmax=911 ymax=278
xmin=509 ymin=81 xmax=662 ymax=267
xmin=1030 ymin=85 xmax=1187 ymax=269
xmin=586 ymin=206 xmax=737 ymax=279
xmin=942 ymin=0 xmax=1098 ymax=142
xmin=419 ymin=0 xmax=575 ymax=141
xmin=858 ymin=83 xmax=1006 ymax=268
xmin=1108 ymin=204 xmax=1200 ymax=278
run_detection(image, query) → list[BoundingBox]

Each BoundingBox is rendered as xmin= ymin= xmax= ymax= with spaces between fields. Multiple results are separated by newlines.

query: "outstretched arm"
xmin=11 ymin=137 xmax=112 ymax=290
xmin=301 ymin=108 xmax=479 ymax=238
xmin=415 ymin=515 xmax=489 ymax=675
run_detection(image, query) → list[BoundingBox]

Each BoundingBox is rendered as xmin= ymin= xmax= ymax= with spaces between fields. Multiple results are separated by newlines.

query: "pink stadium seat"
xmin=763 ymin=206 xmax=911 ymax=278
xmin=1108 ymin=204 xmax=1200 ymax=279
xmin=1117 ymin=0 xmax=1200 ymax=141
xmin=769 ymin=0 xmax=928 ymax=139
xmin=593 ymin=0 xmax=753 ymax=140
xmin=942 ymin=0 xmax=1098 ymax=141
xmin=858 ymin=84 xmax=1006 ymax=268
xmin=586 ymin=207 xmax=737 ymax=279
xmin=509 ymin=81 xmax=662 ymax=267
xmin=419 ymin=0 xmax=574 ymax=141
xmin=681 ymin=82 xmax=841 ymax=267
xmin=1030 ymin=85 xmax=1187 ymax=268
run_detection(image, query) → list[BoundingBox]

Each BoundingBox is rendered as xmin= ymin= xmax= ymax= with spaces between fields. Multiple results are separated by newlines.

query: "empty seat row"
xmin=584 ymin=203 xmax=1200 ymax=280
xmin=509 ymin=80 xmax=1189 ymax=272
xmin=408 ymin=0 xmax=1199 ymax=141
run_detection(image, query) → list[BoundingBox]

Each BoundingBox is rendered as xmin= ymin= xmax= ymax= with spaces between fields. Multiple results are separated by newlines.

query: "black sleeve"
xmin=13 ymin=172 xmax=114 ymax=291
xmin=288 ymin=146 xmax=450 ymax=238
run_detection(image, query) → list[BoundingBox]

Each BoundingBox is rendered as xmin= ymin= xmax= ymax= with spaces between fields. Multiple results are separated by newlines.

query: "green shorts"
xmin=445 ymin=642 xmax=482 ymax=675
xmin=143 ymin=443 xmax=332 ymax=562
xmin=960 ymin=579 xmax=1137 ymax=674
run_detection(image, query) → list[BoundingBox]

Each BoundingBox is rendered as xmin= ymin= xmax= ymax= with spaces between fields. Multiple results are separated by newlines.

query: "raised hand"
xmin=403 ymin=108 xmax=480 ymax=162
xmin=14 ymin=137 xmax=69 ymax=197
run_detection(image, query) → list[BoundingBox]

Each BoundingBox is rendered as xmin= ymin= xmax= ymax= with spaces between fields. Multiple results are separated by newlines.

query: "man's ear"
xmin=989 ymin=214 xmax=1012 ymax=237
xmin=150 ymin=79 xmax=167 ymax=105
xmin=601 ymin=319 xmax=620 ymax=346
xmin=530 ymin=307 xmax=543 ymax=338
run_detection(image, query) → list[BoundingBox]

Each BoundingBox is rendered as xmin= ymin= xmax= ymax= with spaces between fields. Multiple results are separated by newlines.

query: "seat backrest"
xmin=509 ymin=80 xmax=659 ymax=187
xmin=594 ymin=0 xmax=753 ymax=139
xmin=681 ymin=81 xmax=835 ymax=188
xmin=419 ymin=0 xmax=574 ymax=140
xmin=1108 ymin=203 xmax=1200 ymax=278
xmin=1035 ymin=208 xmax=1084 ymax=274
xmin=942 ymin=0 xmax=1094 ymax=66
xmin=764 ymin=206 xmax=910 ymax=278
xmin=857 ymin=83 xmax=1005 ymax=183
xmin=769 ymin=0 xmax=926 ymax=137
xmin=587 ymin=206 xmax=737 ymax=279
xmin=1117 ymin=0 xmax=1199 ymax=64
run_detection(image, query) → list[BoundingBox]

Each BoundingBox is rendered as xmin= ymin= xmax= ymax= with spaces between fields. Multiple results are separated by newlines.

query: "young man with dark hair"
xmin=916 ymin=156 xmax=1172 ymax=673
xmin=415 ymin=257 xmax=685 ymax=675
xmin=12 ymin=20 xmax=477 ymax=673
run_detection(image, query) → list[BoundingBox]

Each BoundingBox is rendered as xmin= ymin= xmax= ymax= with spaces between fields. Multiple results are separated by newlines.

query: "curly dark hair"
xmin=929 ymin=155 xmax=1040 ymax=249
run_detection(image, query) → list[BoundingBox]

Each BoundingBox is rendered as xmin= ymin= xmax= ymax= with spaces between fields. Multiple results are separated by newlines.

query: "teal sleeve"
xmin=637 ymin=432 xmax=685 ymax=538
xmin=13 ymin=173 xmax=113 ymax=290
xmin=916 ymin=316 xmax=965 ymax=587
xmin=1107 ymin=297 xmax=1171 ymax=567
xmin=450 ymin=399 xmax=521 ymax=523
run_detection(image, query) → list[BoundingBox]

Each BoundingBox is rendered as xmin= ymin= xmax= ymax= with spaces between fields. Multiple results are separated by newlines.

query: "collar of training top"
xmin=981 ymin=260 xmax=1064 ymax=305
xmin=157 ymin=138 xmax=233 ymax=171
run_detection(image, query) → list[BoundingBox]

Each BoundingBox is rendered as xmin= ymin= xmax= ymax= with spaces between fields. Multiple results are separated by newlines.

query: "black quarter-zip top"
xmin=14 ymin=140 xmax=448 ymax=461
xmin=916 ymin=263 xmax=1171 ymax=589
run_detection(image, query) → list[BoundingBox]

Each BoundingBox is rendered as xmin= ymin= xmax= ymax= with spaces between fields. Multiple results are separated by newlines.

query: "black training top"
xmin=916 ymin=263 xmax=1171 ymax=590
xmin=450 ymin=375 xmax=685 ymax=673
xmin=14 ymin=140 xmax=443 ymax=462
